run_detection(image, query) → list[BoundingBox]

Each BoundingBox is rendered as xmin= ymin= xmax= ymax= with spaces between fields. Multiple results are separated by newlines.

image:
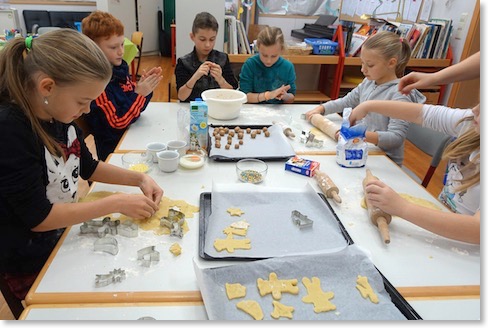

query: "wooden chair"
xmin=0 ymin=276 xmax=24 ymax=319
xmin=131 ymin=31 xmax=144 ymax=81
xmin=169 ymin=74 xmax=178 ymax=102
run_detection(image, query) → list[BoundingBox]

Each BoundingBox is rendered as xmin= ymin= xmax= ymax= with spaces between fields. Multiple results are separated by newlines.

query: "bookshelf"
xmin=228 ymin=24 xmax=451 ymax=104
xmin=340 ymin=46 xmax=452 ymax=104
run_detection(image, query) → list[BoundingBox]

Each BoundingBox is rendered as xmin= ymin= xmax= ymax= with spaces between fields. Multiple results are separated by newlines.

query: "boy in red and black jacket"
xmin=82 ymin=11 xmax=162 ymax=161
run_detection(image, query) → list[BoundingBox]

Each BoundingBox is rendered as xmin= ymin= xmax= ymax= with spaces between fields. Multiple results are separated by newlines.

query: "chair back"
xmin=130 ymin=31 xmax=144 ymax=80
xmin=407 ymin=123 xmax=450 ymax=157
xmin=131 ymin=31 xmax=143 ymax=51
xmin=405 ymin=122 xmax=452 ymax=187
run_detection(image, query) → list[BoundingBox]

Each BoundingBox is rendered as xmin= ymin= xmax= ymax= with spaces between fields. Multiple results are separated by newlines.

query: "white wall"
xmin=96 ymin=0 xmax=163 ymax=54
xmin=96 ymin=0 xmax=137 ymax=38
xmin=175 ymin=0 xmax=225 ymax=59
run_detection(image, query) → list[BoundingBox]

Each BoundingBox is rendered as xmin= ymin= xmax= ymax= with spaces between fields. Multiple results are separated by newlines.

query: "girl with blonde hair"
xmin=305 ymin=31 xmax=426 ymax=166
xmin=350 ymin=100 xmax=480 ymax=244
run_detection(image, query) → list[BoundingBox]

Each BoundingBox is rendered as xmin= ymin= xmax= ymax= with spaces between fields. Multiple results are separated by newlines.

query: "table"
xmin=20 ymin=302 xmax=207 ymax=320
xmin=115 ymin=102 xmax=383 ymax=155
xmin=26 ymin=155 xmax=479 ymax=310
xmin=406 ymin=298 xmax=480 ymax=320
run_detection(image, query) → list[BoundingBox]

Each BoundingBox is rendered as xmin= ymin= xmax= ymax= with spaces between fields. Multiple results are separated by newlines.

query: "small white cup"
xmin=146 ymin=142 xmax=166 ymax=163
xmin=167 ymin=140 xmax=188 ymax=156
xmin=157 ymin=150 xmax=180 ymax=172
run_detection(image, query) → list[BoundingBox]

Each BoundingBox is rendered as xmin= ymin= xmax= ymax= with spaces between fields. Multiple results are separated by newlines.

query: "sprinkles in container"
xmin=236 ymin=159 xmax=267 ymax=184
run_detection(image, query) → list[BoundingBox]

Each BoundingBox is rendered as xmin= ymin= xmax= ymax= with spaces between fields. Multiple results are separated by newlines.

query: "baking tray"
xmin=207 ymin=124 xmax=295 ymax=162
xmin=195 ymin=246 xmax=422 ymax=320
xmin=198 ymin=192 xmax=353 ymax=261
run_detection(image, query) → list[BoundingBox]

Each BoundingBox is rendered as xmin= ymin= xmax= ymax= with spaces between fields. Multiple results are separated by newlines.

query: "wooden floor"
xmin=1 ymin=55 xmax=446 ymax=320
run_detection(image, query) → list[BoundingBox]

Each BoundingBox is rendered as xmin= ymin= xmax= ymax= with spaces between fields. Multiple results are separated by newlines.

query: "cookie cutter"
xmin=80 ymin=217 xmax=120 ymax=238
xmin=94 ymin=236 xmax=119 ymax=255
xmin=160 ymin=208 xmax=185 ymax=238
xmin=291 ymin=210 xmax=313 ymax=229
xmin=137 ymin=246 xmax=160 ymax=267
xmin=94 ymin=268 xmax=126 ymax=288
xmin=118 ymin=220 xmax=139 ymax=238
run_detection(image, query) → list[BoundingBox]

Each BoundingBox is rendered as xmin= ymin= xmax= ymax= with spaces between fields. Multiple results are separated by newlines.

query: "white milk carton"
xmin=189 ymin=98 xmax=208 ymax=151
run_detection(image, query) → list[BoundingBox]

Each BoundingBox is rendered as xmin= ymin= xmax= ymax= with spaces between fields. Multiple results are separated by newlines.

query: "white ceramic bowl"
xmin=202 ymin=89 xmax=247 ymax=120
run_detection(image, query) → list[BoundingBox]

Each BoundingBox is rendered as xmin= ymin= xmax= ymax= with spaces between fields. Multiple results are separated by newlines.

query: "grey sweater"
xmin=322 ymin=78 xmax=426 ymax=165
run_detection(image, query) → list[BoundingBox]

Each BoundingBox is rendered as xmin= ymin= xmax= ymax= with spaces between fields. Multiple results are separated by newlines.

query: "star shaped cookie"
xmin=227 ymin=207 xmax=245 ymax=216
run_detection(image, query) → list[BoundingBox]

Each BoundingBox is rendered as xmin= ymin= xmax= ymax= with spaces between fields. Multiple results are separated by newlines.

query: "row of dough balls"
xmin=213 ymin=126 xmax=271 ymax=149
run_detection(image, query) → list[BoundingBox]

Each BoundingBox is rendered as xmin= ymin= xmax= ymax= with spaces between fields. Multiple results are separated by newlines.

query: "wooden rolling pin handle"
xmin=331 ymin=190 xmax=342 ymax=204
xmin=363 ymin=169 xmax=392 ymax=244
xmin=376 ymin=216 xmax=391 ymax=244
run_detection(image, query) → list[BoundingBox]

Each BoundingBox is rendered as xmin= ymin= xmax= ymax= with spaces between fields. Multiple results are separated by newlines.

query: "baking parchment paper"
xmin=208 ymin=124 xmax=295 ymax=160
xmin=194 ymin=244 xmax=408 ymax=320
xmin=203 ymin=183 xmax=348 ymax=258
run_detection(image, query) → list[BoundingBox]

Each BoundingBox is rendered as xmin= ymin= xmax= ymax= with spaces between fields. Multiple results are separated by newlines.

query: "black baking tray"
xmin=198 ymin=192 xmax=422 ymax=320
xmin=207 ymin=124 xmax=294 ymax=162
xmin=198 ymin=192 xmax=353 ymax=261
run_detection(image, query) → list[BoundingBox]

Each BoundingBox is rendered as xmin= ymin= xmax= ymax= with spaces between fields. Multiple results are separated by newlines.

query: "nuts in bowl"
xmin=236 ymin=159 xmax=267 ymax=184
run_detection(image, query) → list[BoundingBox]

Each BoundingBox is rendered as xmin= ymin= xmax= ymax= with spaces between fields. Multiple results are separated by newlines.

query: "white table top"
xmin=26 ymin=154 xmax=479 ymax=314
xmin=115 ymin=102 xmax=382 ymax=155
xmin=20 ymin=302 xmax=208 ymax=320
xmin=407 ymin=298 xmax=480 ymax=320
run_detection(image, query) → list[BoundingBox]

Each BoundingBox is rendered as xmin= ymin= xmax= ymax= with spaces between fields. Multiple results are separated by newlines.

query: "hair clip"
xmin=25 ymin=36 xmax=33 ymax=51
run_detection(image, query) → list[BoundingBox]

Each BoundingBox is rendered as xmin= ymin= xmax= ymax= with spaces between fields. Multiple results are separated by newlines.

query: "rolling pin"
xmin=310 ymin=114 xmax=341 ymax=141
xmin=362 ymin=169 xmax=392 ymax=244
xmin=272 ymin=121 xmax=295 ymax=139
xmin=314 ymin=170 xmax=342 ymax=204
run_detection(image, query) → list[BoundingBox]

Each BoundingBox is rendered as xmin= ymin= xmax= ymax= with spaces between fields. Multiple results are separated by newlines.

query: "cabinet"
xmin=228 ymin=25 xmax=452 ymax=105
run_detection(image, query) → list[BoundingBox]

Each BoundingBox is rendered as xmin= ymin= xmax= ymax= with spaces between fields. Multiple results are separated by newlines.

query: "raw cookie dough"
xmin=361 ymin=193 xmax=441 ymax=211
xmin=230 ymin=220 xmax=250 ymax=230
xmin=214 ymin=234 xmax=251 ymax=253
xmin=80 ymin=192 xmax=199 ymax=235
xmin=227 ymin=207 xmax=245 ymax=216
xmin=225 ymin=283 xmax=247 ymax=300
xmin=169 ymin=243 xmax=182 ymax=256
xmin=223 ymin=226 xmax=248 ymax=236
xmin=271 ymin=301 xmax=294 ymax=319
xmin=236 ymin=300 xmax=264 ymax=320
xmin=257 ymin=272 xmax=299 ymax=300
xmin=356 ymin=275 xmax=379 ymax=304
xmin=301 ymin=277 xmax=336 ymax=313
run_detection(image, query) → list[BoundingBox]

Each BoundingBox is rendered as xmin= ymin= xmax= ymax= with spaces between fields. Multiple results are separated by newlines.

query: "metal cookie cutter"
xmin=94 ymin=268 xmax=126 ymax=288
xmin=291 ymin=210 xmax=313 ymax=229
xmin=118 ymin=220 xmax=139 ymax=238
xmin=137 ymin=246 xmax=160 ymax=267
xmin=160 ymin=208 xmax=185 ymax=238
xmin=94 ymin=236 xmax=119 ymax=255
xmin=80 ymin=217 xmax=120 ymax=238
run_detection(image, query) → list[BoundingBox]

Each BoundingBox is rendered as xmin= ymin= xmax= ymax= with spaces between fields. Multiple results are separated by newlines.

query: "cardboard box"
xmin=285 ymin=156 xmax=320 ymax=177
